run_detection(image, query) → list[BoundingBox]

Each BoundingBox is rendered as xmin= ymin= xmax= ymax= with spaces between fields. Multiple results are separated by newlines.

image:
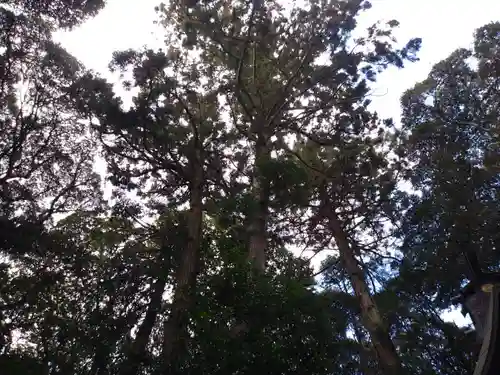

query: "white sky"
xmin=54 ymin=0 xmax=500 ymax=121
xmin=53 ymin=0 xmax=500 ymax=327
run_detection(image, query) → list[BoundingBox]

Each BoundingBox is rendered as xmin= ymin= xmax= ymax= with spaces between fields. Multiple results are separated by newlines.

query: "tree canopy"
xmin=0 ymin=1 xmax=498 ymax=375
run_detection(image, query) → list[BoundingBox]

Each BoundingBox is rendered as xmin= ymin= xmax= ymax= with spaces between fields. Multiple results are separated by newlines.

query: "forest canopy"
xmin=0 ymin=1 xmax=498 ymax=375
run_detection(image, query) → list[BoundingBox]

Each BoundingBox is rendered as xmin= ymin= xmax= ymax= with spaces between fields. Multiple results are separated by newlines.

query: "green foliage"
xmin=0 ymin=5 xmax=102 ymax=222
xmin=399 ymin=22 xmax=500 ymax=306
xmin=0 ymin=1 xmax=498 ymax=375
xmin=6 ymin=0 xmax=107 ymax=29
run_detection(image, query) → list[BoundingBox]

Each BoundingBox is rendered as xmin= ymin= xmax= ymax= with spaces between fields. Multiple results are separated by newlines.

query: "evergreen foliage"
xmin=0 ymin=1 xmax=498 ymax=375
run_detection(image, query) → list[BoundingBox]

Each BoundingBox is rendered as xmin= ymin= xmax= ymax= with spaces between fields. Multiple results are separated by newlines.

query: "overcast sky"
xmin=53 ymin=0 xmax=500 ymax=327
xmin=54 ymin=0 xmax=500 ymax=119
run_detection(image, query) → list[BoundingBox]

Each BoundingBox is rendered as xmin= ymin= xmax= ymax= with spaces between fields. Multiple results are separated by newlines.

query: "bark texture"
xmin=324 ymin=207 xmax=403 ymax=375
xmin=162 ymin=150 xmax=203 ymax=373
xmin=247 ymin=136 xmax=269 ymax=272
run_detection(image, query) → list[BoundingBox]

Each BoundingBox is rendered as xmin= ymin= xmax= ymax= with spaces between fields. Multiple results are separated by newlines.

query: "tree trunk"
xmin=324 ymin=207 xmax=403 ymax=375
xmin=247 ymin=136 xmax=269 ymax=272
xmin=229 ymin=133 xmax=269 ymax=337
xmin=120 ymin=277 xmax=166 ymax=375
xmin=162 ymin=158 xmax=203 ymax=373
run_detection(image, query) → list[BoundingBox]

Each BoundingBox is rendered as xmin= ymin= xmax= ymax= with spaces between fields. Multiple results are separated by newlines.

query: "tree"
xmin=156 ymin=1 xmax=419 ymax=373
xmin=13 ymin=1 xmax=500 ymax=375
xmin=399 ymin=22 xmax=500 ymax=307
xmin=76 ymin=42 xmax=230 ymax=371
xmin=0 ymin=7 xmax=102 ymax=223
xmin=5 ymin=0 xmax=106 ymax=29
xmin=151 ymin=0 xmax=419 ymax=373
xmin=393 ymin=22 xmax=500 ymax=374
xmin=0 ymin=0 xmax=107 ymax=372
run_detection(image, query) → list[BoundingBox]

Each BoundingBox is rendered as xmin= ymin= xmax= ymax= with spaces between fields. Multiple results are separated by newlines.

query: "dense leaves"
xmin=4 ymin=0 xmax=106 ymax=29
xmin=399 ymin=22 xmax=500 ymax=307
xmin=0 ymin=1 xmax=498 ymax=375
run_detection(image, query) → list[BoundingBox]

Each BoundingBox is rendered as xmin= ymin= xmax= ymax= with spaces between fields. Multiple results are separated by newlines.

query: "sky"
xmin=53 ymin=0 xmax=500 ymax=327
xmin=54 ymin=0 xmax=500 ymax=120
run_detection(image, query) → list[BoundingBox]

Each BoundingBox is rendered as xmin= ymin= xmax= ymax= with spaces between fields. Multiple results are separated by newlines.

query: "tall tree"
xmin=5 ymin=0 xmax=106 ymax=29
xmin=390 ymin=21 xmax=500 ymax=375
xmin=0 ymin=7 xmax=102 ymax=223
xmin=0 ymin=0 xmax=107 ymax=372
xmin=160 ymin=1 xmax=419 ymax=373
xmin=10 ymin=1 xmax=492 ymax=375
xmin=399 ymin=22 xmax=500 ymax=307
xmin=76 ymin=41 xmax=231 ymax=370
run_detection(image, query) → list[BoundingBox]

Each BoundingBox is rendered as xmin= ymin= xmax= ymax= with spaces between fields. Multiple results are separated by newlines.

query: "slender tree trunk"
xmin=120 ymin=277 xmax=166 ymax=375
xmin=247 ymin=137 xmax=269 ymax=272
xmin=162 ymin=157 xmax=203 ymax=373
xmin=323 ymin=207 xmax=403 ymax=375
xmin=230 ymin=133 xmax=269 ymax=337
